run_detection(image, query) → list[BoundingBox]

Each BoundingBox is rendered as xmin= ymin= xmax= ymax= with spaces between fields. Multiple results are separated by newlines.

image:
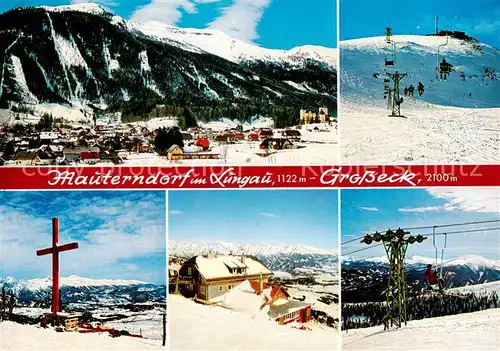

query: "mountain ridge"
xmin=169 ymin=239 xmax=337 ymax=257
xmin=0 ymin=3 xmax=337 ymax=124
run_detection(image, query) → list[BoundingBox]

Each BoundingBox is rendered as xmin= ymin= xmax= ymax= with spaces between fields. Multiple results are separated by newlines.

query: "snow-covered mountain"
xmin=0 ymin=3 xmax=336 ymax=123
xmin=341 ymin=255 xmax=500 ymax=303
xmin=341 ymin=35 xmax=500 ymax=108
xmin=4 ymin=275 xmax=149 ymax=291
xmin=346 ymin=254 xmax=500 ymax=270
xmin=0 ymin=275 xmax=166 ymax=306
xmin=169 ymin=239 xmax=336 ymax=257
xmin=127 ymin=20 xmax=337 ymax=67
xmin=169 ymin=240 xmax=337 ymax=278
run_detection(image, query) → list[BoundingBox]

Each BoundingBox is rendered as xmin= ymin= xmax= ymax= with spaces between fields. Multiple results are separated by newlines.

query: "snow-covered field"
xmin=341 ymin=100 xmax=499 ymax=163
xmin=340 ymin=35 xmax=500 ymax=164
xmin=0 ymin=321 xmax=164 ymax=350
xmin=169 ymin=294 xmax=339 ymax=350
xmin=10 ymin=305 xmax=165 ymax=340
xmin=170 ymin=123 xmax=338 ymax=166
xmin=122 ymin=124 xmax=337 ymax=166
xmin=342 ymin=308 xmax=500 ymax=350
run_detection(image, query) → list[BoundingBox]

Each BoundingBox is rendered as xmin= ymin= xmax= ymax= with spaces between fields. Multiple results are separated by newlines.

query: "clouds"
xmin=399 ymin=189 xmax=500 ymax=213
xmin=0 ymin=191 xmax=166 ymax=283
xmin=71 ymin=0 xmax=120 ymax=9
xmin=399 ymin=206 xmax=442 ymax=213
xmin=208 ymin=0 xmax=271 ymax=43
xmin=360 ymin=207 xmax=379 ymax=212
xmin=129 ymin=0 xmax=271 ymax=43
xmin=169 ymin=209 xmax=184 ymax=215
xmin=130 ymin=0 xmax=197 ymax=24
xmin=259 ymin=212 xmax=276 ymax=218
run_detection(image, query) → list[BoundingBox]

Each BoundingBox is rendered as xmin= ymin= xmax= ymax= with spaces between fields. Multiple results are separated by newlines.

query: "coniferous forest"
xmin=342 ymin=291 xmax=498 ymax=330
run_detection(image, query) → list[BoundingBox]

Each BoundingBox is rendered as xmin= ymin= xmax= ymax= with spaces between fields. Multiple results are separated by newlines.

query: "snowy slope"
xmin=340 ymin=35 xmax=500 ymax=164
xmin=0 ymin=321 xmax=163 ymax=350
xmin=169 ymin=240 xmax=336 ymax=257
xmin=342 ymin=308 xmax=500 ymax=350
xmin=340 ymin=102 xmax=500 ymax=164
xmin=341 ymin=35 xmax=500 ymax=108
xmin=33 ymin=3 xmax=337 ymax=70
xmin=128 ymin=21 xmax=337 ymax=67
xmin=450 ymin=280 xmax=500 ymax=295
xmin=169 ymin=294 xmax=338 ymax=350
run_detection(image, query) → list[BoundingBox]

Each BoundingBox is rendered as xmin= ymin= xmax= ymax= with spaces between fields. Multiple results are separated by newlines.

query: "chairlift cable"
xmin=343 ymin=226 xmax=499 ymax=256
xmin=341 ymin=219 xmax=500 ymax=245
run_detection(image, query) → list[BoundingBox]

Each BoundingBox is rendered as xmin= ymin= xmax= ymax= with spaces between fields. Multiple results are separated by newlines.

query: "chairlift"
xmin=432 ymin=227 xmax=448 ymax=280
xmin=385 ymin=58 xmax=394 ymax=66
xmin=439 ymin=59 xmax=453 ymax=74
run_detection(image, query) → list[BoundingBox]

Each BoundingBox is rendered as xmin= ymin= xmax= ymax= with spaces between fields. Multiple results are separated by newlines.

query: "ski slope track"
xmin=342 ymin=308 xmax=500 ymax=350
xmin=341 ymin=35 xmax=500 ymax=164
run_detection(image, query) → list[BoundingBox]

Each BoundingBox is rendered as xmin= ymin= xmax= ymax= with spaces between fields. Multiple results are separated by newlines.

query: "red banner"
xmin=0 ymin=165 xmax=498 ymax=189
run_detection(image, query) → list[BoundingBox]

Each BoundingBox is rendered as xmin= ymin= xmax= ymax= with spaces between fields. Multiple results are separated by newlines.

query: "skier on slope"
xmin=408 ymin=84 xmax=415 ymax=97
xmin=417 ymin=82 xmax=424 ymax=96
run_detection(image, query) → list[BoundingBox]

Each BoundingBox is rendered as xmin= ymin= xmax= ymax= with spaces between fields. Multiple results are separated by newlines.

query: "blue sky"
xmin=0 ymin=0 xmax=337 ymax=49
xmin=341 ymin=0 xmax=500 ymax=47
xmin=341 ymin=188 xmax=500 ymax=260
xmin=0 ymin=191 xmax=166 ymax=284
xmin=169 ymin=190 xmax=338 ymax=249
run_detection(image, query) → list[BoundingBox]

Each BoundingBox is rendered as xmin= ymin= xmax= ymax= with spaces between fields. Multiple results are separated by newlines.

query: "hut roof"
xmin=193 ymin=254 xmax=272 ymax=280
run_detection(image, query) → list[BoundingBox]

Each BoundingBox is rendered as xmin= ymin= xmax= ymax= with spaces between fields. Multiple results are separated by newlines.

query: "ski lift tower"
xmin=383 ymin=79 xmax=392 ymax=110
xmin=361 ymin=229 xmax=426 ymax=328
xmin=386 ymin=72 xmax=408 ymax=117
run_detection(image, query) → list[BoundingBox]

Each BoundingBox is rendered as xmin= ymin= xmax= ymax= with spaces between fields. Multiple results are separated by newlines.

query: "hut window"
xmin=200 ymin=286 xmax=205 ymax=295
xmin=229 ymin=285 xmax=232 ymax=290
xmin=219 ymin=286 xmax=223 ymax=292
xmin=284 ymin=311 xmax=300 ymax=321
xmin=187 ymin=267 xmax=192 ymax=275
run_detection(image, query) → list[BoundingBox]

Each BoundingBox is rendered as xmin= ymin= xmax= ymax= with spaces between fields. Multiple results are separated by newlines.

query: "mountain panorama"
xmin=0 ymin=3 xmax=337 ymax=126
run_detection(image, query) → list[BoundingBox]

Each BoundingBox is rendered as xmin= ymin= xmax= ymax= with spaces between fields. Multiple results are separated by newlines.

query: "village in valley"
xmin=0 ymin=106 xmax=337 ymax=166
xmin=168 ymin=190 xmax=339 ymax=350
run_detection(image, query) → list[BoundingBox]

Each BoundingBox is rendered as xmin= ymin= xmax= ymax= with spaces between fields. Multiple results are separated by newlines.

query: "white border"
xmin=165 ymin=189 xmax=169 ymax=349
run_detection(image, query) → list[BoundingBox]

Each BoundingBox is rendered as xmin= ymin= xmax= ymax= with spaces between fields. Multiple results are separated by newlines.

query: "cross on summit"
xmin=36 ymin=217 xmax=79 ymax=317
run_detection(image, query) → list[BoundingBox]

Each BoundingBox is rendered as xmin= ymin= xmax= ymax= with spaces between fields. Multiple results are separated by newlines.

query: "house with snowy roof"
xmin=249 ymin=281 xmax=313 ymax=325
xmin=177 ymin=253 xmax=273 ymax=301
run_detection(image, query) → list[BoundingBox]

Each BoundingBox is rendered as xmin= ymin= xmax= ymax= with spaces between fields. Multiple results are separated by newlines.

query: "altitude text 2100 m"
xmin=426 ymin=173 xmax=458 ymax=182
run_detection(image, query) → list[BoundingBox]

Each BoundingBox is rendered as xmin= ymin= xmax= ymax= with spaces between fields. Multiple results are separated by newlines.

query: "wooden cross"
xmin=36 ymin=218 xmax=79 ymax=317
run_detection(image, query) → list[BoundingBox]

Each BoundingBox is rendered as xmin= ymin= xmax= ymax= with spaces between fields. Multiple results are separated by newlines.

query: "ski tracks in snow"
xmin=343 ymin=308 xmax=500 ymax=350
xmin=341 ymin=102 xmax=500 ymax=164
